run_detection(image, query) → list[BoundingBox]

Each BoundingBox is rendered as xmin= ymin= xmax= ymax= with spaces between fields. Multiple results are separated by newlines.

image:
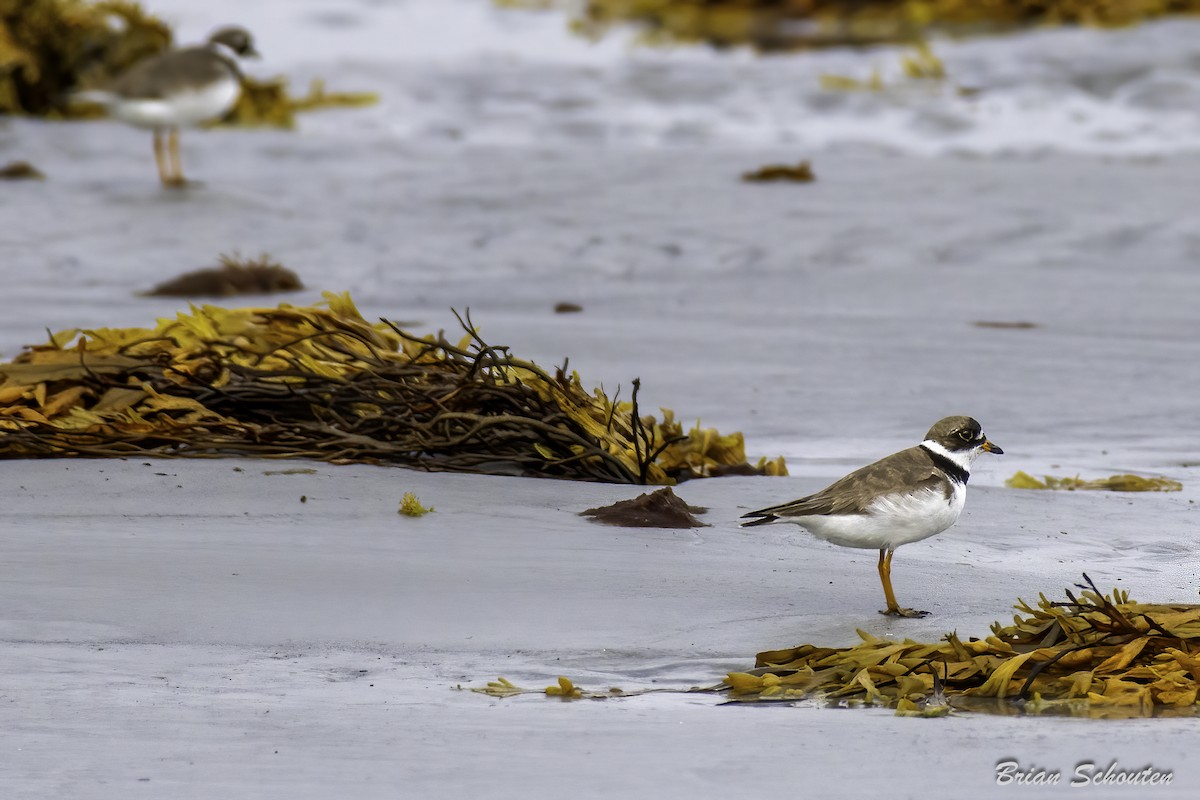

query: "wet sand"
xmin=3 ymin=1 xmax=1200 ymax=797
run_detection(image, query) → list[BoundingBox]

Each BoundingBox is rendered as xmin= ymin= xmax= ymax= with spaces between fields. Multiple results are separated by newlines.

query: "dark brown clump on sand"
xmin=144 ymin=257 xmax=304 ymax=297
xmin=581 ymin=487 xmax=708 ymax=528
xmin=0 ymin=161 xmax=45 ymax=180
xmin=741 ymin=161 xmax=815 ymax=183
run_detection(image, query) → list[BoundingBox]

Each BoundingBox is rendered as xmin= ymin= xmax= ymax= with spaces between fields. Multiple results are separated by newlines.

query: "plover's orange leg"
xmin=153 ymin=128 xmax=171 ymax=185
xmin=164 ymin=127 xmax=187 ymax=187
xmin=878 ymin=548 xmax=929 ymax=618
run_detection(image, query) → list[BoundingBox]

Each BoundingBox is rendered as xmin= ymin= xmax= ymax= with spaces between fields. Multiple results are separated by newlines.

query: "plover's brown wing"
xmin=741 ymin=446 xmax=947 ymax=526
xmin=108 ymin=47 xmax=235 ymax=99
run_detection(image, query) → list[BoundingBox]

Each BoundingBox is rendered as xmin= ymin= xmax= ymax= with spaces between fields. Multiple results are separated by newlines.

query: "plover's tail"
xmin=739 ymin=512 xmax=779 ymax=528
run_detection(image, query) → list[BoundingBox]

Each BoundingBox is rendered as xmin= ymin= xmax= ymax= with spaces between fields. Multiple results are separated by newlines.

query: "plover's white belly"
xmin=108 ymin=78 xmax=241 ymax=129
xmin=787 ymin=485 xmax=966 ymax=550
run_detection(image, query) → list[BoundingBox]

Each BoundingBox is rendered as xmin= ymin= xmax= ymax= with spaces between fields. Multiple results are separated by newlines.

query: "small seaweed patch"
xmin=544 ymin=677 xmax=583 ymax=699
xmin=1007 ymin=471 xmax=1182 ymax=492
xmin=819 ymin=42 xmax=950 ymax=93
xmin=399 ymin=493 xmax=434 ymax=517
xmin=973 ymin=321 xmax=1038 ymax=329
xmin=580 ymin=487 xmax=708 ymax=528
xmin=0 ymin=160 xmax=45 ymax=180
xmin=289 ymin=78 xmax=379 ymax=114
xmin=741 ymin=161 xmax=815 ymax=183
xmin=818 ymin=71 xmax=884 ymax=92
xmin=470 ymin=676 xmax=680 ymax=700
xmin=900 ymin=42 xmax=946 ymax=80
xmin=223 ymin=76 xmax=379 ymax=129
xmin=142 ymin=253 xmax=304 ymax=298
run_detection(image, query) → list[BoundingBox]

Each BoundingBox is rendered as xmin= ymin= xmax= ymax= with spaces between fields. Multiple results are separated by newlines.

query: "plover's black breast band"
xmin=919 ymin=445 xmax=969 ymax=485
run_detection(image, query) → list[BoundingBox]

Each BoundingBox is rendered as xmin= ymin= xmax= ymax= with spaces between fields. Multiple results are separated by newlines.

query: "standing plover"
xmin=741 ymin=416 xmax=1002 ymax=617
xmin=80 ymin=26 xmax=258 ymax=187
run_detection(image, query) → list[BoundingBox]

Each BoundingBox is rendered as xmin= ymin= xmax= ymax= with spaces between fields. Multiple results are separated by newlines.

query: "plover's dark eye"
xmin=957 ymin=430 xmax=974 ymax=442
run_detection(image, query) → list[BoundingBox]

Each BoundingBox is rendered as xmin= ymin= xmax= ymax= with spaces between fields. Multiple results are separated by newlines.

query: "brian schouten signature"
xmin=995 ymin=760 xmax=1173 ymax=787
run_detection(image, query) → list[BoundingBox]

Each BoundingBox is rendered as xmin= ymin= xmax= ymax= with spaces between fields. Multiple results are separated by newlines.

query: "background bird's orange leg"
xmin=153 ymin=129 xmax=170 ymax=185
xmin=878 ymin=549 xmax=929 ymax=618
xmin=166 ymin=127 xmax=185 ymax=187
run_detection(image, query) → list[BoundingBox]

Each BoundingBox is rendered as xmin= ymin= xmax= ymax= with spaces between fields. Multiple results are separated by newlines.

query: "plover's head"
xmin=207 ymin=26 xmax=259 ymax=60
xmin=924 ymin=416 xmax=1002 ymax=463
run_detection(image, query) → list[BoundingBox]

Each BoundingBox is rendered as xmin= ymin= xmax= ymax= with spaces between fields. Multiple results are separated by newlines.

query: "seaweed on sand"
xmin=0 ymin=160 xmax=44 ymax=179
xmin=497 ymin=1 xmax=1200 ymax=50
xmin=0 ymin=293 xmax=786 ymax=484
xmin=221 ymin=76 xmax=378 ymax=129
xmin=729 ymin=575 xmax=1200 ymax=716
xmin=142 ymin=253 xmax=304 ymax=298
xmin=580 ymin=487 xmax=708 ymax=528
xmin=741 ymin=161 xmax=815 ymax=183
xmin=471 ymin=576 xmax=1200 ymax=718
xmin=1006 ymin=471 xmax=1182 ymax=492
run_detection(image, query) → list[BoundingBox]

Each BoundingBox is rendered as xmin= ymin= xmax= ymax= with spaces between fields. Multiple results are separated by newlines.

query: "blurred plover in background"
xmin=742 ymin=416 xmax=1003 ymax=617
xmin=78 ymin=26 xmax=258 ymax=187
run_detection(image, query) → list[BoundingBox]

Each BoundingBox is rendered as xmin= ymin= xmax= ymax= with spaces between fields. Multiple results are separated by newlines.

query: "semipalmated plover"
xmin=80 ymin=26 xmax=259 ymax=187
xmin=741 ymin=416 xmax=1002 ymax=617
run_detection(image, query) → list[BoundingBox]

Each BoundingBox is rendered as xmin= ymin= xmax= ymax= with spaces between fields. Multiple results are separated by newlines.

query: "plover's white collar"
xmin=208 ymin=40 xmax=244 ymax=62
xmin=919 ymin=439 xmax=978 ymax=471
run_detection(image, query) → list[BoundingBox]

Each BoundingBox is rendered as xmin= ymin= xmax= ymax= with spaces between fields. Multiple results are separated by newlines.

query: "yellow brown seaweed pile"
xmin=498 ymin=0 xmax=1200 ymax=49
xmin=730 ymin=577 xmax=1200 ymax=716
xmin=218 ymin=76 xmax=378 ymax=130
xmin=1006 ymin=471 xmax=1182 ymax=492
xmin=0 ymin=293 xmax=786 ymax=484
xmin=472 ymin=578 xmax=1200 ymax=717
xmin=1 ymin=0 xmax=375 ymax=124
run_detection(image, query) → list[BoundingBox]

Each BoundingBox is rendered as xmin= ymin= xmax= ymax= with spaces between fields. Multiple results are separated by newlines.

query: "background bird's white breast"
xmin=109 ymin=79 xmax=241 ymax=129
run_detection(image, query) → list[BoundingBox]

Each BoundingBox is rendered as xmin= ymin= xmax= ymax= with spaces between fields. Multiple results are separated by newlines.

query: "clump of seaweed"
xmin=972 ymin=320 xmax=1037 ymax=329
xmin=223 ymin=76 xmax=378 ymax=129
xmin=398 ymin=492 xmax=434 ymax=517
xmin=741 ymin=161 xmax=815 ymax=183
xmin=729 ymin=575 xmax=1200 ymax=716
xmin=1007 ymin=471 xmax=1182 ymax=492
xmin=0 ymin=293 xmax=786 ymax=484
xmin=0 ymin=160 xmax=45 ymax=179
xmin=580 ymin=487 xmax=708 ymax=528
xmin=142 ymin=253 xmax=304 ymax=298
xmin=818 ymin=41 xmax=947 ymax=91
xmin=499 ymin=1 xmax=1200 ymax=50
xmin=471 ymin=576 xmax=1200 ymax=717
xmin=900 ymin=41 xmax=946 ymax=80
